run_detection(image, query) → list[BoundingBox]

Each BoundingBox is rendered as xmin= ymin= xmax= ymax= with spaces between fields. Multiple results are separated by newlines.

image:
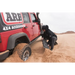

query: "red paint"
xmin=0 ymin=29 xmax=23 ymax=52
xmin=0 ymin=12 xmax=41 ymax=52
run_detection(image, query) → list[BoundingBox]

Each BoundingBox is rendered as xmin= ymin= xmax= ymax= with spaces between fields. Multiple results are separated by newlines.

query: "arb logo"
xmin=1 ymin=9 xmax=23 ymax=25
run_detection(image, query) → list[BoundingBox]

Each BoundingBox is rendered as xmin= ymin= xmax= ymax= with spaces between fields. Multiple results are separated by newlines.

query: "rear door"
xmin=30 ymin=13 xmax=40 ymax=38
xmin=22 ymin=13 xmax=34 ymax=41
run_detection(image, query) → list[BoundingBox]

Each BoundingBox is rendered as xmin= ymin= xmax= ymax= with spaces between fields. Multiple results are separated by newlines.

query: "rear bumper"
xmin=0 ymin=50 xmax=9 ymax=61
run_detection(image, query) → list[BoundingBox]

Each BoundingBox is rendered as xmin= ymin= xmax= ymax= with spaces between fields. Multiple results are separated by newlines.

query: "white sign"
xmin=3 ymin=25 xmax=25 ymax=31
xmin=3 ymin=26 xmax=11 ymax=31
xmin=12 ymin=25 xmax=25 ymax=29
xmin=2 ymin=9 xmax=22 ymax=23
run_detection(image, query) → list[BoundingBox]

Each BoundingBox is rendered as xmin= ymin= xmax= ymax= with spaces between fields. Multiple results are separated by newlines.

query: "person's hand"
xmin=41 ymin=38 xmax=44 ymax=40
xmin=48 ymin=45 xmax=49 ymax=47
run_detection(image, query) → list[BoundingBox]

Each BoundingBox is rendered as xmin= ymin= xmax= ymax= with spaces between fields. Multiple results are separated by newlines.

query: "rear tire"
xmin=16 ymin=43 xmax=31 ymax=61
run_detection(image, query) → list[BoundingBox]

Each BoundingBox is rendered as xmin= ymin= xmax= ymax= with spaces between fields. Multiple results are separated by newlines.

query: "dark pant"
xmin=47 ymin=36 xmax=57 ymax=50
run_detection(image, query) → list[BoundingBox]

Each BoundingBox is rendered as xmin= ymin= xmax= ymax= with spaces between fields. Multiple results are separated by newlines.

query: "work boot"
xmin=50 ymin=48 xmax=53 ymax=51
xmin=54 ymin=42 xmax=58 ymax=45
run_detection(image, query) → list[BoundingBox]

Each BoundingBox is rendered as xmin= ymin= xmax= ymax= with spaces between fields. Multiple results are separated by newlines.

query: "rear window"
xmin=1 ymin=12 xmax=23 ymax=25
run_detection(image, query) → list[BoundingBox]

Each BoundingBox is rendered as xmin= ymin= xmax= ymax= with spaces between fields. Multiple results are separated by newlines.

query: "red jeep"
xmin=0 ymin=12 xmax=42 ymax=61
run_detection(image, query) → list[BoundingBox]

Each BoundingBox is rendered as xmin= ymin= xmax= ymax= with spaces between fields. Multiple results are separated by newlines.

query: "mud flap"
xmin=42 ymin=39 xmax=49 ymax=49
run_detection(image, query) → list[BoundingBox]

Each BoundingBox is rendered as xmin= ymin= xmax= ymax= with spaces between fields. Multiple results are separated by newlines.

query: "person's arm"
xmin=47 ymin=30 xmax=53 ymax=38
xmin=41 ymin=34 xmax=44 ymax=38
xmin=41 ymin=33 xmax=47 ymax=39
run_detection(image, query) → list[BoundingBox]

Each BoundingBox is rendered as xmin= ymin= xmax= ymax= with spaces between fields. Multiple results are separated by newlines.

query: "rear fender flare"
xmin=7 ymin=33 xmax=30 ymax=50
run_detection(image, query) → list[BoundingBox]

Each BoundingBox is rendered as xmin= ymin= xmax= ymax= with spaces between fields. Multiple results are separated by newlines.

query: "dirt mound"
xmin=61 ymin=31 xmax=75 ymax=34
xmin=42 ymin=49 xmax=75 ymax=62
xmin=4 ymin=34 xmax=75 ymax=62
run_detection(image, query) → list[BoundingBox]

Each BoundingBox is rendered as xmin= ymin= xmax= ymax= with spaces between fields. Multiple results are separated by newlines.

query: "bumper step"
xmin=0 ymin=50 xmax=9 ymax=62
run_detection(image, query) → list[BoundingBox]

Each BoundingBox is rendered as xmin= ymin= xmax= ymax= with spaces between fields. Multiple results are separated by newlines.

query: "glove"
xmin=49 ymin=35 xmax=51 ymax=37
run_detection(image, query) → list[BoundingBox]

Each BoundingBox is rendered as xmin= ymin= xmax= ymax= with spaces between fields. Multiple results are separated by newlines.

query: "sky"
xmin=39 ymin=13 xmax=75 ymax=33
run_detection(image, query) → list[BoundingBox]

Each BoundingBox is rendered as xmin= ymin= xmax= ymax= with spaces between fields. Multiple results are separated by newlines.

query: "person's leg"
xmin=51 ymin=36 xmax=57 ymax=50
xmin=47 ymin=39 xmax=51 ymax=46
xmin=54 ymin=41 xmax=58 ymax=45
xmin=54 ymin=37 xmax=58 ymax=45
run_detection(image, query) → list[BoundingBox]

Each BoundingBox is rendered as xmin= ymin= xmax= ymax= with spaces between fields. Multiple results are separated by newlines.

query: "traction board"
xmin=42 ymin=39 xmax=49 ymax=49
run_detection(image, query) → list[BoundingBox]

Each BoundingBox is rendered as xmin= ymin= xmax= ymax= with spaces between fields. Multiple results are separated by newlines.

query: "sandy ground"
xmin=3 ymin=33 xmax=75 ymax=62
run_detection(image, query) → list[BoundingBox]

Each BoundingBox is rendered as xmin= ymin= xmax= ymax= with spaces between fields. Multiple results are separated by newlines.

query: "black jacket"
xmin=42 ymin=25 xmax=57 ymax=40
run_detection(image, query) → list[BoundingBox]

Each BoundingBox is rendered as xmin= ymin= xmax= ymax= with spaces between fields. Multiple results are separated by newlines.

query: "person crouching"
xmin=41 ymin=25 xmax=58 ymax=50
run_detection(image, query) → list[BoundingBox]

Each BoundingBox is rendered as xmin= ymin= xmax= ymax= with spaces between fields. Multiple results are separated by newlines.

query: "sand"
xmin=3 ymin=33 xmax=75 ymax=62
